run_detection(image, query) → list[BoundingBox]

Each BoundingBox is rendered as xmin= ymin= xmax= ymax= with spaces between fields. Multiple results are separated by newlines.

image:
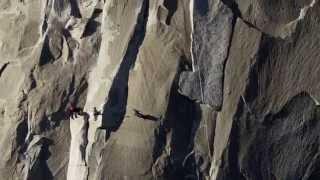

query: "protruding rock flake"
xmin=0 ymin=0 xmax=320 ymax=180
xmin=179 ymin=0 xmax=233 ymax=110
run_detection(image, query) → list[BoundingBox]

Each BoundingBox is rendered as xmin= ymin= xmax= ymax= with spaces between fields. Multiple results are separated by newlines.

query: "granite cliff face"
xmin=0 ymin=0 xmax=319 ymax=180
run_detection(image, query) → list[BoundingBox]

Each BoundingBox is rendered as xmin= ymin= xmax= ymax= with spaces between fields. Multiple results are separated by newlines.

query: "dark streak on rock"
xmin=82 ymin=9 xmax=102 ymax=38
xmin=0 ymin=62 xmax=9 ymax=77
xmin=101 ymin=0 xmax=149 ymax=132
xmin=163 ymin=0 xmax=177 ymax=25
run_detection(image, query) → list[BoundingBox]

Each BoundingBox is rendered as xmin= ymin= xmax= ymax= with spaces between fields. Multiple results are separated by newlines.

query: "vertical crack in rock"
xmin=210 ymin=18 xmax=262 ymax=180
xmin=81 ymin=8 xmax=102 ymax=38
xmin=67 ymin=1 xmax=149 ymax=180
xmin=179 ymin=0 xmax=234 ymax=110
xmin=220 ymin=0 xmax=242 ymax=18
xmin=84 ymin=0 xmax=187 ymax=178
xmin=163 ymin=0 xmax=178 ymax=25
xmin=69 ymin=0 xmax=82 ymax=18
xmin=101 ymin=0 xmax=149 ymax=134
xmin=39 ymin=20 xmax=64 ymax=65
xmin=0 ymin=62 xmax=9 ymax=77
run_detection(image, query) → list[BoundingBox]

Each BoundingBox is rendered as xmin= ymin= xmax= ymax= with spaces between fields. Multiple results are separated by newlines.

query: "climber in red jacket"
xmin=66 ymin=102 xmax=83 ymax=120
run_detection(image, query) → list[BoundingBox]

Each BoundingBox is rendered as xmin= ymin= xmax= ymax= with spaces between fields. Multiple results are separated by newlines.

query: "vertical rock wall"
xmin=0 ymin=0 xmax=319 ymax=180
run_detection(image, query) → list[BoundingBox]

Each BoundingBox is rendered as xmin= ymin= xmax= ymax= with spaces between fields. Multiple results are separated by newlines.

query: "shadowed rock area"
xmin=179 ymin=0 xmax=233 ymax=110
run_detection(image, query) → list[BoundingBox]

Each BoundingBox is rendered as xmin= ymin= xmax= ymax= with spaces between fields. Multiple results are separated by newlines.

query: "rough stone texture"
xmin=0 ymin=0 xmax=101 ymax=179
xmin=212 ymin=1 xmax=320 ymax=179
xmin=0 ymin=0 xmax=320 ymax=180
xmin=179 ymin=0 xmax=233 ymax=110
xmin=234 ymin=0 xmax=316 ymax=38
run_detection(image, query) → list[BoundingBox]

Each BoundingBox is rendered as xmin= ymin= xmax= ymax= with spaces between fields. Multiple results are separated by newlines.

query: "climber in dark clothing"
xmin=66 ymin=102 xmax=83 ymax=120
xmin=93 ymin=107 xmax=102 ymax=121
